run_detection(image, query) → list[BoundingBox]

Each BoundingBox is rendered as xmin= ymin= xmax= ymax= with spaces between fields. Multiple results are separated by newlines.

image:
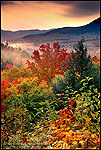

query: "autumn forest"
xmin=1 ymin=38 xmax=100 ymax=149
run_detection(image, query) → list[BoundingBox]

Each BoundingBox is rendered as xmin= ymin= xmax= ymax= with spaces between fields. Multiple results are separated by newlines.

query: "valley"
xmin=2 ymin=17 xmax=100 ymax=56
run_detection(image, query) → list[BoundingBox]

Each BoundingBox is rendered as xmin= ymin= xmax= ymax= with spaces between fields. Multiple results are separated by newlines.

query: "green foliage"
xmin=74 ymin=77 xmax=100 ymax=131
xmin=65 ymin=38 xmax=92 ymax=90
xmin=52 ymin=74 xmax=67 ymax=95
xmin=1 ymin=59 xmax=7 ymax=70
xmin=89 ymin=62 xmax=100 ymax=91
xmin=5 ymin=77 xmax=54 ymax=123
xmin=52 ymin=62 xmax=100 ymax=93
xmin=1 ymin=104 xmax=32 ymax=149
xmin=71 ymin=38 xmax=91 ymax=76
xmin=1 ymin=39 xmax=100 ymax=149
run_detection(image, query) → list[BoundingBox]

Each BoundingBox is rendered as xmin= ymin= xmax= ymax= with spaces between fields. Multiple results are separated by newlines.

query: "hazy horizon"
xmin=1 ymin=16 xmax=100 ymax=32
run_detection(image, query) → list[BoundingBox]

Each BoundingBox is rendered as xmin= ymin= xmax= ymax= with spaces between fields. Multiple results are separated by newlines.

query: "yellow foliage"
xmin=72 ymin=141 xmax=78 ymax=146
xmin=82 ymin=127 xmax=86 ymax=131
xmin=1 ymin=65 xmax=34 ymax=82
xmin=69 ymin=130 xmax=73 ymax=134
xmin=79 ymin=140 xmax=84 ymax=145
xmin=91 ymin=134 xmax=96 ymax=139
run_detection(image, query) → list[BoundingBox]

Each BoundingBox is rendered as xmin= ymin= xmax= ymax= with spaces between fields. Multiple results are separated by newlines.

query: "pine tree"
xmin=66 ymin=38 xmax=92 ymax=89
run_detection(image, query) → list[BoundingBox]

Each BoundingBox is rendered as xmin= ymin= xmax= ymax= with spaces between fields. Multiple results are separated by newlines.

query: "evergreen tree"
xmin=66 ymin=38 xmax=92 ymax=90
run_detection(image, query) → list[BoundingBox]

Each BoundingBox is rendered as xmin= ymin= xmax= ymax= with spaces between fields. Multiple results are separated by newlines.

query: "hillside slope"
xmin=3 ymin=17 xmax=100 ymax=56
xmin=1 ymin=29 xmax=53 ymax=42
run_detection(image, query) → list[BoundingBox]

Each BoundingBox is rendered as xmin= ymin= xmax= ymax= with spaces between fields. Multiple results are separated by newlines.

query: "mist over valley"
xmin=1 ymin=17 xmax=100 ymax=57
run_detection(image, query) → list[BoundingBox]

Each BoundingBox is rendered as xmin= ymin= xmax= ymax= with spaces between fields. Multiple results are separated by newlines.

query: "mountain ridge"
xmin=1 ymin=17 xmax=100 ymax=41
xmin=1 ymin=17 xmax=100 ymax=57
xmin=1 ymin=29 xmax=53 ymax=42
xmin=17 ymin=17 xmax=100 ymax=39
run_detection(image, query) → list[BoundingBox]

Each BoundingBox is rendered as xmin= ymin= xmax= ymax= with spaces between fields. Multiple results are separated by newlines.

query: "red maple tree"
xmin=27 ymin=42 xmax=69 ymax=84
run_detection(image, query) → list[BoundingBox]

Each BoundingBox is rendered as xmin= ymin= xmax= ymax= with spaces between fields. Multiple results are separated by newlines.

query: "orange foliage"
xmin=91 ymin=56 xmax=100 ymax=64
xmin=1 ymin=78 xmax=12 ymax=112
xmin=27 ymin=42 xmax=69 ymax=84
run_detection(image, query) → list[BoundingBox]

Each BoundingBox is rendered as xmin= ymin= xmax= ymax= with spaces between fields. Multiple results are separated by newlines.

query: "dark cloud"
xmin=1 ymin=1 xmax=100 ymax=18
xmin=50 ymin=1 xmax=76 ymax=5
xmin=35 ymin=1 xmax=100 ymax=18
xmin=52 ymin=1 xmax=100 ymax=18
xmin=1 ymin=1 xmax=29 ymax=7
xmin=1 ymin=1 xmax=16 ymax=5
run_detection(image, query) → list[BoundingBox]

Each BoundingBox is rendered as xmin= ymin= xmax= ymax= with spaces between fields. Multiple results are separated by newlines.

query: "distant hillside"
xmin=47 ymin=17 xmax=100 ymax=35
xmin=22 ymin=17 xmax=100 ymax=38
xmin=4 ymin=17 xmax=100 ymax=57
xmin=1 ymin=29 xmax=53 ymax=42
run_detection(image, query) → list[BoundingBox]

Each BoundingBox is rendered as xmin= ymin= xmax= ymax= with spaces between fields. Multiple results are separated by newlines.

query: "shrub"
xmin=3 ymin=77 xmax=54 ymax=123
xmin=1 ymin=65 xmax=34 ymax=82
xmin=75 ymin=77 xmax=100 ymax=125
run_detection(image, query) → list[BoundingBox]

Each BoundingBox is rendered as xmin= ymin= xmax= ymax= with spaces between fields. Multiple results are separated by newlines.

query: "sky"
xmin=1 ymin=1 xmax=100 ymax=31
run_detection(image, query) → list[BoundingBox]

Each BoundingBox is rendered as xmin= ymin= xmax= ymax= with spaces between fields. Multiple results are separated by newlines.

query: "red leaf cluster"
xmin=1 ymin=78 xmax=12 ymax=112
xmin=27 ymin=42 xmax=70 ymax=83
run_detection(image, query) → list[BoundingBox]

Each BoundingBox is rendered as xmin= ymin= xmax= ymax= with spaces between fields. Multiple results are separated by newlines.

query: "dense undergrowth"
xmin=1 ymin=39 xmax=100 ymax=149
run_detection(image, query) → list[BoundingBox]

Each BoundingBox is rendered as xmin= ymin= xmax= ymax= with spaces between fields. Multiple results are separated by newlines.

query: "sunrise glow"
xmin=1 ymin=1 xmax=100 ymax=31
